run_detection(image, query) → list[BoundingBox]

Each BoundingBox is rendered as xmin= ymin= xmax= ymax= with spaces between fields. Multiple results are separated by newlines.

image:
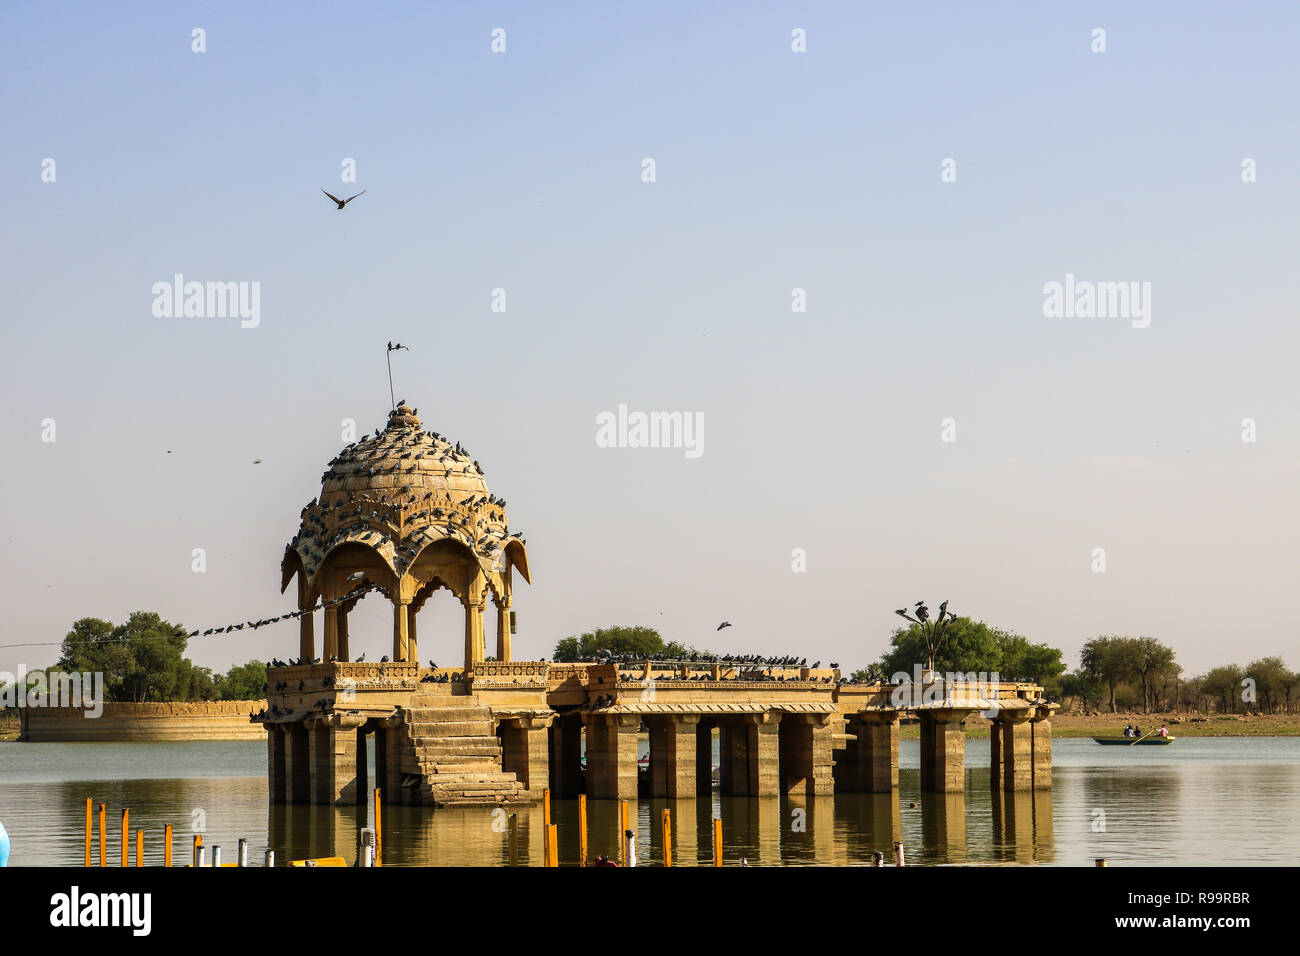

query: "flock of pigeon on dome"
xmin=287 ymin=402 xmax=526 ymax=583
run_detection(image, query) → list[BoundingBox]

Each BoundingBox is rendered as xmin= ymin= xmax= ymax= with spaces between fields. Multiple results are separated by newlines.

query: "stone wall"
xmin=16 ymin=700 xmax=266 ymax=742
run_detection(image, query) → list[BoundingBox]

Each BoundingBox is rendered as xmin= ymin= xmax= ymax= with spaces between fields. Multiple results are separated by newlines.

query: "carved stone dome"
xmin=285 ymin=403 xmax=528 ymax=586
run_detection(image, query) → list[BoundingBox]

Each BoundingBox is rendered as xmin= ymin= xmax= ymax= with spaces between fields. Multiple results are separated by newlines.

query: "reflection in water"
xmin=2 ymin=739 xmax=1298 ymax=865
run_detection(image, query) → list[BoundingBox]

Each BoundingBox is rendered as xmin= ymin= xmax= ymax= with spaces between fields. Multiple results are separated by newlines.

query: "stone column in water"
xmin=780 ymin=713 xmax=835 ymax=797
xmin=500 ymin=714 xmax=553 ymax=798
xmin=918 ymin=709 xmax=968 ymax=792
xmin=743 ymin=711 xmax=782 ymax=797
xmin=549 ymin=713 xmax=583 ymax=798
xmin=287 ymin=721 xmax=311 ymax=804
xmin=857 ymin=711 xmax=899 ymax=792
xmin=648 ymin=713 xmax=699 ymax=798
xmin=1030 ymin=704 xmax=1054 ymax=789
xmin=584 ymin=712 xmax=640 ymax=800
xmin=267 ymin=724 xmax=286 ymax=803
xmin=993 ymin=711 xmax=1035 ymax=791
xmin=307 ymin=713 xmax=367 ymax=804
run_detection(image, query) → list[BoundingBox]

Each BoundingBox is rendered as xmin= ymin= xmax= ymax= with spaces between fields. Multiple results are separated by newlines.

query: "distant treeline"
xmin=1 ymin=613 xmax=266 ymax=703
xmin=851 ymin=623 xmax=1296 ymax=715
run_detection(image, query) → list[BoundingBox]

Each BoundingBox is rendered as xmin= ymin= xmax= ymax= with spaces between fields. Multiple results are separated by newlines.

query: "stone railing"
xmin=471 ymin=660 xmax=549 ymax=687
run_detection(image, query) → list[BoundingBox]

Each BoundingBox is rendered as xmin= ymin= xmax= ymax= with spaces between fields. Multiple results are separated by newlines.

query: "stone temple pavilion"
xmin=259 ymin=403 xmax=1057 ymax=808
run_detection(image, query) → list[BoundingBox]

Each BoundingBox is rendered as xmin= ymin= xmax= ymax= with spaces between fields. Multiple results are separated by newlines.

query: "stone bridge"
xmin=258 ymin=659 xmax=1055 ymax=807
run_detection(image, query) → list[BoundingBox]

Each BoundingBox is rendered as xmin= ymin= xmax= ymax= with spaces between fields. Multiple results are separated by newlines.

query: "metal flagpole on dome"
xmin=386 ymin=341 xmax=409 ymax=411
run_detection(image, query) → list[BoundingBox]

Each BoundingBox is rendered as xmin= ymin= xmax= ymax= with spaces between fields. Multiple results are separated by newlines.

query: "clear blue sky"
xmin=2 ymin=1 xmax=1298 ymax=676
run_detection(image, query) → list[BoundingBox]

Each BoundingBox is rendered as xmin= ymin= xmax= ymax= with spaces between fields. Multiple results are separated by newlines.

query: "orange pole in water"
xmin=120 ymin=808 xmax=128 ymax=867
xmin=84 ymin=798 xmax=91 ymax=866
xmin=164 ymin=825 xmax=173 ymax=867
xmin=712 ymin=818 xmax=723 ymax=867
xmin=577 ymin=794 xmax=588 ymax=867
xmin=618 ymin=801 xmax=629 ymax=864
xmin=661 ymin=808 xmax=672 ymax=867
xmin=135 ymin=830 xmax=143 ymax=867
xmin=98 ymin=803 xmax=106 ymax=867
xmin=374 ymin=788 xmax=382 ymax=867
xmin=545 ymin=824 xmax=558 ymax=867
xmin=193 ymin=834 xmax=202 ymax=867
xmin=543 ymin=788 xmax=551 ymax=828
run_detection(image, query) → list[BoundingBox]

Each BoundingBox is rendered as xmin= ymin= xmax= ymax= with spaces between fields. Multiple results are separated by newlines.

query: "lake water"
xmin=1 ymin=737 xmax=1297 ymax=866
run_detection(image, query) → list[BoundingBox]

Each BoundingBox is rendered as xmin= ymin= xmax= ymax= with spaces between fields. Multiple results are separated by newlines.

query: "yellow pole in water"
xmin=120 ymin=808 xmax=128 ymax=867
xmin=193 ymin=834 xmax=202 ymax=867
xmin=164 ymin=825 xmax=172 ymax=867
xmin=98 ymin=803 xmax=106 ymax=867
xmin=84 ymin=798 xmax=91 ymax=866
xmin=712 ymin=817 xmax=723 ymax=867
xmin=577 ymin=794 xmax=588 ymax=867
xmin=546 ymin=824 xmax=558 ymax=867
xmin=135 ymin=830 xmax=143 ymax=867
xmin=661 ymin=808 xmax=672 ymax=867
xmin=618 ymin=800 xmax=629 ymax=864
xmin=374 ymin=788 xmax=382 ymax=867
xmin=543 ymin=788 xmax=551 ymax=828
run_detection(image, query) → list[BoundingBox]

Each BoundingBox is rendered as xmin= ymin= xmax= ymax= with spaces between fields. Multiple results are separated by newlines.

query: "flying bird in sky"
xmin=717 ymin=621 xmax=732 ymax=631
xmin=321 ymin=188 xmax=366 ymax=209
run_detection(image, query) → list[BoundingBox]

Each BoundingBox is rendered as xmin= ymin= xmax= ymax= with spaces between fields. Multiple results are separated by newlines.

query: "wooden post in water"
xmin=1095 ymin=858 xmax=1108 ymax=867
xmin=893 ymin=841 xmax=905 ymax=867
xmin=212 ymin=845 xmax=222 ymax=867
xmin=135 ymin=830 xmax=143 ymax=867
xmin=98 ymin=803 xmax=106 ymax=867
xmin=618 ymin=800 xmax=629 ymax=864
xmin=577 ymin=794 xmax=588 ymax=867
xmin=264 ymin=849 xmax=275 ymax=867
xmin=545 ymin=824 xmax=558 ymax=867
xmin=661 ymin=809 xmax=672 ymax=867
xmin=374 ymin=788 xmax=382 ymax=867
xmin=508 ymin=813 xmax=518 ymax=866
xmin=84 ymin=798 xmax=91 ymax=866
xmin=120 ymin=808 xmax=128 ymax=867
xmin=164 ymin=825 xmax=172 ymax=867
xmin=624 ymin=828 xmax=637 ymax=867
xmin=237 ymin=838 xmax=248 ymax=867
xmin=712 ymin=818 xmax=723 ymax=867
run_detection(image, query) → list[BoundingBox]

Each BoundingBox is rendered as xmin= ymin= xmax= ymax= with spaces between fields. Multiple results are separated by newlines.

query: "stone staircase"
xmin=399 ymin=688 xmax=531 ymax=806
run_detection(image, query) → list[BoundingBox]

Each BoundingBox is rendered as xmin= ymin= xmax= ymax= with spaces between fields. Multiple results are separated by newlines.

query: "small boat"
xmin=1092 ymin=736 xmax=1175 ymax=745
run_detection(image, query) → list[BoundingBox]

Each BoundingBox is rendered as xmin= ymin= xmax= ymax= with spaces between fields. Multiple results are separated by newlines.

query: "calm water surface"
xmin=1 ymin=738 xmax=1297 ymax=866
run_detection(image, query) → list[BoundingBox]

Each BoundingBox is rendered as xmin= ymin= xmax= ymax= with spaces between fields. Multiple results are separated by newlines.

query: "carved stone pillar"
xmin=391 ymin=599 xmax=410 ymax=662
xmin=495 ymin=597 xmax=512 ymax=662
xmin=463 ymin=598 xmax=485 ymax=670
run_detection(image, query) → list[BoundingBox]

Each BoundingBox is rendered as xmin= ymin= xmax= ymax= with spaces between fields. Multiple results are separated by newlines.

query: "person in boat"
xmin=593 ymin=855 xmax=619 ymax=867
xmin=1123 ymin=724 xmax=1133 ymax=738
xmin=1159 ymin=724 xmax=1169 ymax=738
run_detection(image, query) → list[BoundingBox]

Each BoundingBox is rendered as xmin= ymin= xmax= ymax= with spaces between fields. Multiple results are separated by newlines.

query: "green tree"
xmin=878 ymin=618 xmax=1000 ymax=678
xmin=1201 ymin=664 xmax=1245 ymax=714
xmin=1081 ymin=636 xmax=1137 ymax=713
xmin=1060 ymin=669 xmax=1103 ymax=713
xmin=217 ymin=660 xmax=268 ymax=700
xmin=1245 ymin=657 xmax=1291 ymax=713
xmin=552 ymin=626 xmax=692 ymax=662
xmin=1128 ymin=637 xmax=1178 ymax=714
